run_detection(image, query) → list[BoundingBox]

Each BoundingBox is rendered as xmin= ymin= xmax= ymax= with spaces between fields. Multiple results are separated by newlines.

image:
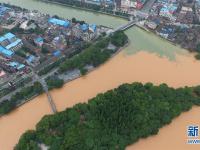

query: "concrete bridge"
xmin=40 ymin=78 xmax=57 ymax=113
xmin=113 ymin=19 xmax=139 ymax=32
xmin=33 ymin=70 xmax=57 ymax=113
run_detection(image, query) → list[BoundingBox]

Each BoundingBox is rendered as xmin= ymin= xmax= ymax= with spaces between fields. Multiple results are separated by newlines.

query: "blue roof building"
xmin=0 ymin=36 xmax=6 ymax=42
xmin=9 ymin=61 xmax=25 ymax=70
xmin=80 ymin=24 xmax=89 ymax=32
xmin=0 ymin=32 xmax=22 ymax=56
xmin=35 ymin=37 xmax=43 ymax=43
xmin=48 ymin=18 xmax=70 ymax=27
xmin=89 ymin=24 xmax=97 ymax=32
xmin=17 ymin=64 xmax=25 ymax=70
xmin=52 ymin=50 xmax=61 ymax=57
xmin=34 ymin=37 xmax=44 ymax=47
xmin=5 ymin=39 xmax=22 ymax=50
xmin=106 ymin=0 xmax=113 ymax=4
xmin=26 ymin=55 xmax=35 ymax=63
xmin=4 ymin=32 xmax=15 ymax=40
xmin=0 ymin=6 xmax=10 ymax=16
xmin=0 ymin=32 xmax=15 ymax=43
xmin=0 ymin=46 xmax=14 ymax=58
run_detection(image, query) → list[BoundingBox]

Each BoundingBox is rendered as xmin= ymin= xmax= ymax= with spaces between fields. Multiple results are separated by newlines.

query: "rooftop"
xmin=80 ymin=24 xmax=89 ymax=31
xmin=0 ymin=32 xmax=16 ymax=43
xmin=0 ymin=6 xmax=10 ymax=16
xmin=26 ymin=55 xmax=35 ymax=63
xmin=9 ymin=61 xmax=25 ymax=70
xmin=48 ymin=18 xmax=70 ymax=27
xmin=4 ymin=32 xmax=15 ymax=40
xmin=5 ymin=39 xmax=22 ymax=50
xmin=35 ymin=37 xmax=44 ymax=43
xmin=0 ymin=46 xmax=14 ymax=57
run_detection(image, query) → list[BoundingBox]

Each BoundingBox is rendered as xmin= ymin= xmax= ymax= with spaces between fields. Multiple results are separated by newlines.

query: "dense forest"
xmin=15 ymin=82 xmax=200 ymax=150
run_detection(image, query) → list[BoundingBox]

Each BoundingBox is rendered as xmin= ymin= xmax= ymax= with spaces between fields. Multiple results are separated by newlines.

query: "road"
xmin=0 ymin=67 xmax=58 ymax=103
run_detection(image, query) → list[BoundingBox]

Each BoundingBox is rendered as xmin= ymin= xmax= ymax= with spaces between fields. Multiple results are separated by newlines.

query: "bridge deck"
xmin=114 ymin=20 xmax=138 ymax=32
xmin=44 ymin=88 xmax=57 ymax=113
xmin=41 ymin=79 xmax=57 ymax=113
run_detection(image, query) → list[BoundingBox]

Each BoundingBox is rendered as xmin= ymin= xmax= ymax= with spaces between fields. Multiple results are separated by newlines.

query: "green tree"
xmin=16 ymin=82 xmax=200 ymax=150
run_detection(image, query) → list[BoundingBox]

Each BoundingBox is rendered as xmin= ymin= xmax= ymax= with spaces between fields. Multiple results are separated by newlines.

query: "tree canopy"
xmin=45 ymin=76 xmax=64 ymax=90
xmin=59 ymin=31 xmax=128 ymax=74
xmin=0 ymin=82 xmax=43 ymax=115
xmin=15 ymin=82 xmax=200 ymax=150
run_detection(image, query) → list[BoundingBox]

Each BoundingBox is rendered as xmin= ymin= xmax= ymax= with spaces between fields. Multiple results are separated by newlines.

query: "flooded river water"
xmin=1 ymin=49 xmax=200 ymax=150
xmin=0 ymin=0 xmax=200 ymax=150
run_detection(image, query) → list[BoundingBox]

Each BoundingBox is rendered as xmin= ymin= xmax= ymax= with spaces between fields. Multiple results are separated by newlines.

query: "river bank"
xmin=0 ymin=1 xmax=200 ymax=150
xmin=40 ymin=0 xmax=130 ymax=20
xmin=15 ymin=82 xmax=200 ymax=150
xmin=0 ymin=0 xmax=128 ymax=29
xmin=0 ymin=30 xmax=129 ymax=117
xmin=0 ymin=0 xmax=193 ymax=59
xmin=1 ymin=50 xmax=200 ymax=150
xmin=127 ymin=106 xmax=200 ymax=150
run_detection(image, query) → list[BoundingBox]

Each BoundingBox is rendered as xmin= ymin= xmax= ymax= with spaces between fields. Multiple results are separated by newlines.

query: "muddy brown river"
xmin=1 ymin=50 xmax=200 ymax=150
xmin=0 ymin=0 xmax=200 ymax=149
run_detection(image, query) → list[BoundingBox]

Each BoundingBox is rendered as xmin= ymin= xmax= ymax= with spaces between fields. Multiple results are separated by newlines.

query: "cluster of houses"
xmin=0 ymin=32 xmax=25 ymax=73
xmin=121 ymin=0 xmax=147 ymax=10
xmin=0 ymin=32 xmax=23 ymax=57
xmin=143 ymin=0 xmax=200 ymax=51
xmin=149 ymin=0 xmax=200 ymax=24
xmin=195 ymin=0 xmax=200 ymax=22
xmin=150 ymin=0 xmax=179 ymax=21
xmin=80 ymin=0 xmax=114 ymax=7
xmin=0 ymin=4 xmax=109 ymax=85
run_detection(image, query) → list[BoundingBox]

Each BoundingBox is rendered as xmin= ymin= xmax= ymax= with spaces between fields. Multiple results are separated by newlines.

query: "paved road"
xmin=0 ymin=67 xmax=58 ymax=103
xmin=0 ymin=80 xmax=35 ymax=103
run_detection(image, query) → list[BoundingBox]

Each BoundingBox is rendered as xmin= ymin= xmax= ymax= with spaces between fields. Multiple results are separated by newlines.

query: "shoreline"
xmin=0 ymin=0 xmax=197 ymax=117
xmin=39 ymin=0 xmax=129 ymax=20
xmin=0 ymin=40 xmax=130 ymax=117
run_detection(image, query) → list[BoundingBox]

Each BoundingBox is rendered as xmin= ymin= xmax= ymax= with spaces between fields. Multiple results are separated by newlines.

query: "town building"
xmin=0 ymin=5 xmax=11 ymax=17
xmin=121 ymin=0 xmax=147 ymax=10
xmin=145 ymin=21 xmax=158 ymax=29
xmin=0 ymin=32 xmax=23 ymax=52
xmin=48 ymin=18 xmax=70 ymax=27
xmin=0 ymin=46 xmax=14 ymax=58
xmin=0 ymin=69 xmax=6 ymax=79
xmin=34 ymin=37 xmax=44 ymax=47
xmin=8 ymin=61 xmax=25 ymax=71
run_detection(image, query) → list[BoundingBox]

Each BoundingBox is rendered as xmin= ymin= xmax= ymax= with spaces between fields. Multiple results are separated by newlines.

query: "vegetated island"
xmin=15 ymin=82 xmax=200 ymax=150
